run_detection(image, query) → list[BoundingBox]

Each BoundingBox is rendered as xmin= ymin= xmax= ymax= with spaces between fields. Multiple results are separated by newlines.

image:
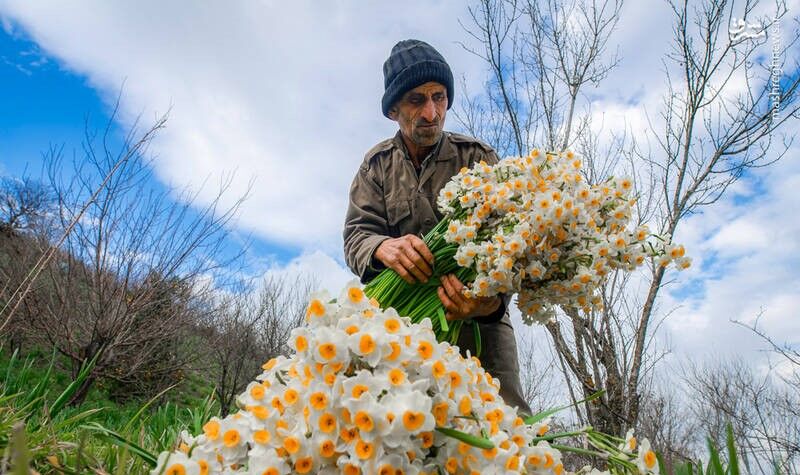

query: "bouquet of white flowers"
xmin=365 ymin=149 xmax=689 ymax=349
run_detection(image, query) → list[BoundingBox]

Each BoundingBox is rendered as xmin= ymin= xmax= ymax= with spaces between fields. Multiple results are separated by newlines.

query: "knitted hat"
xmin=381 ymin=40 xmax=454 ymax=118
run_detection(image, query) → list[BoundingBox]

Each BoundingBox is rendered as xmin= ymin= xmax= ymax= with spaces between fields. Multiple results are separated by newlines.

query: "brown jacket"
xmin=343 ymin=130 xmax=499 ymax=283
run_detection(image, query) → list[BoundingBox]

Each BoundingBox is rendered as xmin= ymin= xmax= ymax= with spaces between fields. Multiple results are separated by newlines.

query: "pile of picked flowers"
xmin=151 ymin=281 xmax=661 ymax=475
xmin=153 ymin=282 xmax=565 ymax=474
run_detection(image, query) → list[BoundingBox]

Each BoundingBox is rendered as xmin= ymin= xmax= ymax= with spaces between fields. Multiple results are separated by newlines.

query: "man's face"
xmin=389 ymin=82 xmax=448 ymax=148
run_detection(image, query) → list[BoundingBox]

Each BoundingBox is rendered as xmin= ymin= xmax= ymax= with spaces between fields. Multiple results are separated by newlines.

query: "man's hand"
xmin=437 ymin=274 xmax=501 ymax=321
xmin=374 ymin=235 xmax=435 ymax=284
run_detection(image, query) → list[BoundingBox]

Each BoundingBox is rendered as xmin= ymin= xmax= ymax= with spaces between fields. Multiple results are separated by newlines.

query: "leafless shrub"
xmin=6 ymin=109 xmax=246 ymax=404
xmin=684 ymin=358 xmax=800 ymax=474
xmin=204 ymin=273 xmax=317 ymax=416
xmin=0 ymin=175 xmax=53 ymax=236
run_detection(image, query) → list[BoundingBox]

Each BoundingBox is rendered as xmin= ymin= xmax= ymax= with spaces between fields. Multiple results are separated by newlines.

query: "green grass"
xmin=1 ymin=347 xmax=776 ymax=475
xmin=0 ymin=347 xmax=218 ymax=474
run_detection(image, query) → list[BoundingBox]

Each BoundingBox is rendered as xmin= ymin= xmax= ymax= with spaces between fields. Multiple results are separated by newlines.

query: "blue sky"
xmin=0 ymin=24 xmax=303 ymax=270
xmin=1 ymin=0 xmax=798 ymax=369
xmin=0 ymin=30 xmax=106 ymax=175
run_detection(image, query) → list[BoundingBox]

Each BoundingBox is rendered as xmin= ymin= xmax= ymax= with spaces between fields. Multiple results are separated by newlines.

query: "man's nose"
xmin=420 ymin=98 xmax=438 ymax=122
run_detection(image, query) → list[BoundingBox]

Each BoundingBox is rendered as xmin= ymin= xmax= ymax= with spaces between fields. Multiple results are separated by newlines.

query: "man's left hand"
xmin=437 ymin=274 xmax=501 ymax=321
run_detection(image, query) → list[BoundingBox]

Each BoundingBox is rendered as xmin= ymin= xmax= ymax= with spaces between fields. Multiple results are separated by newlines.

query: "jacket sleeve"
xmin=343 ymin=162 xmax=390 ymax=283
xmin=472 ymin=294 xmax=510 ymax=324
xmin=481 ymin=148 xmax=501 ymax=166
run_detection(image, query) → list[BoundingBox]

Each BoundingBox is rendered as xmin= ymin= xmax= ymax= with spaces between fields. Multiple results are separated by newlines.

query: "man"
xmin=343 ymin=39 xmax=531 ymax=414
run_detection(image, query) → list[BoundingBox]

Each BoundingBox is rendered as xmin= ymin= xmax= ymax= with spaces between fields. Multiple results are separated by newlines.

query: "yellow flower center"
xmin=402 ymin=411 xmax=425 ymax=431
xmin=387 ymin=342 xmax=401 ymax=361
xmin=352 ymin=384 xmax=369 ymax=398
xmin=347 ymin=287 xmax=365 ymax=303
xmin=165 ymin=464 xmax=186 ymax=475
xmin=417 ymin=341 xmax=434 ymax=360
xmin=203 ymin=420 xmax=220 ymax=440
xmin=283 ymin=436 xmax=300 ymax=454
xmin=644 ymin=450 xmax=657 ymax=468
xmin=295 ymin=335 xmax=308 ymax=352
xmin=223 ymin=429 xmax=240 ymax=448
xmin=295 ymin=456 xmax=313 ymax=474
xmin=307 ymin=299 xmax=325 ymax=318
xmin=284 ymin=388 xmax=299 ymax=405
xmin=318 ymin=412 xmax=336 ymax=433
xmin=359 ymin=334 xmax=375 ymax=354
xmin=253 ymin=430 xmax=270 ymax=444
xmin=458 ymin=396 xmax=472 ymax=416
xmin=319 ymin=439 xmax=336 ymax=457
xmin=355 ymin=440 xmax=374 ymax=459
xmin=318 ymin=343 xmax=337 ymax=360
xmin=388 ymin=368 xmax=406 ymax=386
xmin=432 ymin=360 xmax=446 ymax=378
xmin=310 ymin=391 xmax=328 ymax=410
xmin=355 ymin=411 xmax=374 ymax=432
xmin=384 ymin=318 xmax=401 ymax=333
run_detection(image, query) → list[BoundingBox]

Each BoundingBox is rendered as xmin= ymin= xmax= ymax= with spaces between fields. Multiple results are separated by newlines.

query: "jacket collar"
xmin=393 ymin=130 xmax=452 ymax=163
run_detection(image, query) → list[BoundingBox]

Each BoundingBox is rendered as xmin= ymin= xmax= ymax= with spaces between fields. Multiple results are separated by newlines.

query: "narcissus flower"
xmin=152 ymin=281 xmax=589 ymax=475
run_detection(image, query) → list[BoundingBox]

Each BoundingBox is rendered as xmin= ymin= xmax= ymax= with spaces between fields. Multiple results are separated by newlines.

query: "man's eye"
xmin=433 ymin=94 xmax=445 ymax=102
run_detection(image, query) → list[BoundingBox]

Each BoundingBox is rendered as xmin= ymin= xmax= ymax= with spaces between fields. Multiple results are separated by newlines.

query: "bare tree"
xmin=205 ymin=273 xmax=316 ymax=416
xmin=457 ymin=0 xmax=622 ymax=157
xmin=515 ymin=328 xmax=562 ymax=413
xmin=0 ymin=175 xmax=53 ymax=236
xmin=684 ymin=358 xmax=800 ymax=474
xmin=0 ymin=218 xmax=52 ymax=353
xmin=458 ymin=0 xmax=800 ymax=436
xmin=626 ymin=0 xmax=800 ymax=428
xmin=13 ymin=111 xmax=246 ymax=404
xmin=636 ymin=377 xmax=700 ymax=472
xmin=734 ymin=315 xmax=800 ymax=390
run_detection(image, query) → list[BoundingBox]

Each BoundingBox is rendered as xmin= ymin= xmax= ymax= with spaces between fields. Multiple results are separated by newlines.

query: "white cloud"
xmin=263 ymin=250 xmax=354 ymax=297
xmin=0 ymin=0 xmax=484 ymax=254
xmin=2 ymin=0 xmax=799 ymax=373
xmin=661 ymin=152 xmax=800 ymax=357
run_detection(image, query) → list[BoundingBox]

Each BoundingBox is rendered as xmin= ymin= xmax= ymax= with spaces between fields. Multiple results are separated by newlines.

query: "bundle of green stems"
xmin=364 ymin=216 xmax=483 ymax=355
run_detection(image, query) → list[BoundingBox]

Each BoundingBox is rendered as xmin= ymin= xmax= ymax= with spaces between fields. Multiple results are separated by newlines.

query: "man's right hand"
xmin=373 ymin=235 xmax=435 ymax=284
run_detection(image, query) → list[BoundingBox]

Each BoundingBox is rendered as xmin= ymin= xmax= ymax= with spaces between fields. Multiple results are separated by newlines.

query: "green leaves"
xmin=0 ymin=348 xmax=207 ymax=473
xmin=673 ymin=422 xmax=743 ymax=475
xmin=436 ymin=307 xmax=449 ymax=333
xmin=48 ymin=351 xmax=100 ymax=422
xmin=524 ymin=390 xmax=604 ymax=425
xmin=725 ymin=424 xmax=740 ymax=475
xmin=82 ymin=422 xmax=158 ymax=468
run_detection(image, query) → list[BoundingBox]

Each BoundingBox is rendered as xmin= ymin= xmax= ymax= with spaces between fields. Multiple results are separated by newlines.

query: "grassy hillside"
xmin=0 ymin=347 xmax=219 ymax=473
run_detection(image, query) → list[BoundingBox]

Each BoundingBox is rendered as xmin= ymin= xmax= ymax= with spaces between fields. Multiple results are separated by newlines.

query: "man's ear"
xmin=387 ymin=106 xmax=399 ymax=120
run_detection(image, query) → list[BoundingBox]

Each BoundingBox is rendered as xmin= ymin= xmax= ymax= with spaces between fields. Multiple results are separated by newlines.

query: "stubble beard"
xmin=412 ymin=125 xmax=443 ymax=148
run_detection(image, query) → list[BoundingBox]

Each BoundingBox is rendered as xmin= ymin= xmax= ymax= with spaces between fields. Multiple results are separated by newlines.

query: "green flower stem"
xmin=549 ymin=443 xmax=607 ymax=458
xmin=364 ymin=216 xmax=482 ymax=353
xmin=531 ymin=429 xmax=589 ymax=443
xmin=435 ymin=427 xmax=495 ymax=450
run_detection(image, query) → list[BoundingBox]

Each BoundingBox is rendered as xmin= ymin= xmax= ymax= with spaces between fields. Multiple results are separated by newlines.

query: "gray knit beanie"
xmin=381 ymin=40 xmax=454 ymax=118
